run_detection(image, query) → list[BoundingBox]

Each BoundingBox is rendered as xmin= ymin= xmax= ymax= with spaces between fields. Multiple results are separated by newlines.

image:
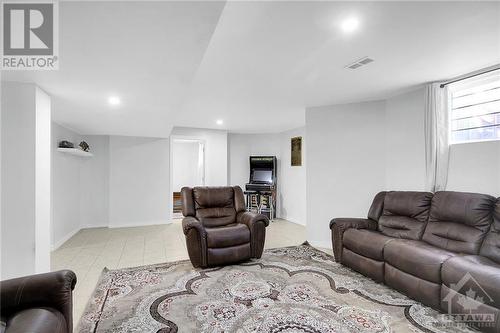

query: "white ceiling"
xmin=2 ymin=1 xmax=500 ymax=137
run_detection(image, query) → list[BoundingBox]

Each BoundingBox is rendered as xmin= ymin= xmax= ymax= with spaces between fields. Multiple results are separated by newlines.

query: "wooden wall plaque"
xmin=291 ymin=136 xmax=302 ymax=166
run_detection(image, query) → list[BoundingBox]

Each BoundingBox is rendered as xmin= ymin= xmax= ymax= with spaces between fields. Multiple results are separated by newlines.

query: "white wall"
xmin=1 ymin=82 xmax=51 ymax=279
xmin=228 ymin=128 xmax=307 ymax=225
xmin=109 ymin=136 xmax=170 ymax=227
xmin=51 ymin=125 xmax=110 ymax=248
xmin=1 ymin=82 xmax=37 ymax=279
xmin=279 ymin=127 xmax=307 ymax=225
xmin=305 ymin=86 xmax=500 ymax=248
xmin=306 ymin=101 xmax=387 ymax=248
xmin=51 ymin=127 xmax=171 ymax=245
xmin=51 ymin=123 xmax=83 ymax=248
xmin=35 ymin=88 xmax=52 ymax=273
xmin=385 ymin=88 xmax=426 ymax=190
xmin=170 ymin=127 xmax=228 ymax=186
xmin=447 ymin=141 xmax=500 ymax=196
xmin=384 ymin=86 xmax=500 ymax=197
xmin=228 ymin=133 xmax=281 ymax=189
xmin=172 ymin=140 xmax=202 ymax=192
xmin=80 ymin=135 xmax=110 ymax=228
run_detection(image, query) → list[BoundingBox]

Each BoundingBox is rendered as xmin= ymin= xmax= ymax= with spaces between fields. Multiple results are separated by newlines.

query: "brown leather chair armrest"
xmin=182 ymin=216 xmax=208 ymax=267
xmin=0 ymin=270 xmax=77 ymax=332
xmin=237 ymin=211 xmax=270 ymax=228
xmin=237 ymin=211 xmax=269 ymax=258
xmin=182 ymin=216 xmax=206 ymax=236
xmin=329 ymin=218 xmax=378 ymax=263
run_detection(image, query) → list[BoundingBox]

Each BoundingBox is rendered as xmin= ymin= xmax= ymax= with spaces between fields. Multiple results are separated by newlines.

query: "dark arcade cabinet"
xmin=244 ymin=156 xmax=277 ymax=220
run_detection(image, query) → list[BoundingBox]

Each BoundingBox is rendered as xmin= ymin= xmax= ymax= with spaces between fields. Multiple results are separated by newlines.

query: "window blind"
xmin=450 ymin=71 xmax=500 ymax=144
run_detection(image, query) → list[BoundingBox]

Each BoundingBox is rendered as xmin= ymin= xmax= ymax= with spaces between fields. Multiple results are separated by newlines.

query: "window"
xmin=449 ymin=70 xmax=500 ymax=144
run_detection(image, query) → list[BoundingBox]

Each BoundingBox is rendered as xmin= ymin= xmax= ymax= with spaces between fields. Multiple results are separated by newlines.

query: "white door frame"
xmin=169 ymin=136 xmax=206 ymax=221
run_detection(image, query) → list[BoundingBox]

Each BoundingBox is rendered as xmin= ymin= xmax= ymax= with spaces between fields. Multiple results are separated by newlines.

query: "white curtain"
xmin=424 ymin=83 xmax=450 ymax=192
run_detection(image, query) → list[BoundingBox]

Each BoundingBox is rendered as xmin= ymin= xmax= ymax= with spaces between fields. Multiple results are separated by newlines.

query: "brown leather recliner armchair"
xmin=0 ymin=270 xmax=77 ymax=333
xmin=181 ymin=186 xmax=269 ymax=268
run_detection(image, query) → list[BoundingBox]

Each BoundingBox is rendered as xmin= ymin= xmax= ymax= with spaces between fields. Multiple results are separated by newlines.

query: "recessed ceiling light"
xmin=108 ymin=96 xmax=121 ymax=106
xmin=216 ymin=119 xmax=223 ymax=125
xmin=340 ymin=17 xmax=360 ymax=33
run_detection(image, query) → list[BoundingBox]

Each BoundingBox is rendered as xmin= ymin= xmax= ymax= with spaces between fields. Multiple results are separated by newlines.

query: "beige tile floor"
xmin=50 ymin=218 xmax=328 ymax=327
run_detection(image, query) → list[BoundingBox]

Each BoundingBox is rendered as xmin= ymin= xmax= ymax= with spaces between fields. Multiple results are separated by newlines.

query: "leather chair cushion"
xmin=342 ymin=248 xmax=385 ymax=282
xmin=196 ymin=208 xmax=236 ymax=228
xmin=429 ymin=191 xmax=495 ymax=228
xmin=343 ymin=229 xmax=395 ymax=260
xmin=442 ymin=255 xmax=500 ymax=309
xmin=6 ymin=308 xmax=67 ymax=333
xmin=193 ymin=187 xmax=234 ymax=208
xmin=384 ymin=239 xmax=457 ymax=283
xmin=382 ymin=191 xmax=434 ymax=222
xmin=207 ymin=243 xmax=251 ymax=266
xmin=480 ymin=200 xmax=500 ymax=264
xmin=193 ymin=187 xmax=237 ymax=227
xmin=385 ymin=263 xmax=441 ymax=309
xmin=378 ymin=216 xmax=427 ymax=240
xmin=423 ymin=191 xmax=496 ymax=254
xmin=206 ymin=224 xmax=250 ymax=248
xmin=378 ymin=191 xmax=433 ymax=240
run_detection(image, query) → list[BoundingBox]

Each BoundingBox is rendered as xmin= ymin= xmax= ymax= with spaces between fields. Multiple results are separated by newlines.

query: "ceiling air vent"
xmin=345 ymin=57 xmax=374 ymax=69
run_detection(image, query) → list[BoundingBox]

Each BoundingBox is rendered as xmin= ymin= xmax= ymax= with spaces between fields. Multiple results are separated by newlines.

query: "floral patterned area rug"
xmin=78 ymin=243 xmax=475 ymax=333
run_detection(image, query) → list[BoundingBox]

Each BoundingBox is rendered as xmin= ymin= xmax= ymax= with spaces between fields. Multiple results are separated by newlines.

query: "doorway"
xmin=171 ymin=139 xmax=205 ymax=218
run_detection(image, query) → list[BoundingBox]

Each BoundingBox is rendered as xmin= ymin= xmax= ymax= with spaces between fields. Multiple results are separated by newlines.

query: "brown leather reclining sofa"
xmin=0 ymin=270 xmax=76 ymax=333
xmin=181 ymin=186 xmax=269 ymax=268
xmin=330 ymin=191 xmax=500 ymax=332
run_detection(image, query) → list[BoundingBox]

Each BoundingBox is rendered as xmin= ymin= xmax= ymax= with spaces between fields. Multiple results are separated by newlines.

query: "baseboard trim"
xmin=282 ymin=218 xmax=306 ymax=226
xmin=51 ymin=228 xmax=80 ymax=251
xmin=108 ymin=220 xmax=172 ymax=229
xmin=81 ymin=223 xmax=109 ymax=229
xmin=308 ymin=240 xmax=332 ymax=249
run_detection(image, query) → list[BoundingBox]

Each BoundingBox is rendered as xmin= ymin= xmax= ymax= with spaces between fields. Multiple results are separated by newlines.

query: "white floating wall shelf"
xmin=57 ymin=148 xmax=93 ymax=157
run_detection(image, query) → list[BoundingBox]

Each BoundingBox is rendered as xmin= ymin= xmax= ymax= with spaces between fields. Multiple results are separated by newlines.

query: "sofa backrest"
xmin=479 ymin=199 xmax=500 ymax=263
xmin=422 ymin=191 xmax=495 ymax=254
xmin=367 ymin=191 xmax=387 ymax=221
xmin=378 ymin=191 xmax=433 ymax=239
xmin=181 ymin=186 xmax=246 ymax=227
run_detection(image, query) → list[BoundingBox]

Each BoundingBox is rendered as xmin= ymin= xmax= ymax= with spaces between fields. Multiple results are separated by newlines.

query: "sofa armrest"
xmin=329 ymin=218 xmax=377 ymax=230
xmin=330 ymin=218 xmax=377 ymax=263
xmin=182 ymin=216 xmax=206 ymax=236
xmin=237 ymin=211 xmax=269 ymax=258
xmin=182 ymin=216 xmax=208 ymax=267
xmin=0 ymin=270 xmax=77 ymax=331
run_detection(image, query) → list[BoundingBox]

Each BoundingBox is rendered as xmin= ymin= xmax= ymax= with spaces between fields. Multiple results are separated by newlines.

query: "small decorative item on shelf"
xmin=79 ymin=141 xmax=90 ymax=152
xmin=58 ymin=140 xmax=74 ymax=148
